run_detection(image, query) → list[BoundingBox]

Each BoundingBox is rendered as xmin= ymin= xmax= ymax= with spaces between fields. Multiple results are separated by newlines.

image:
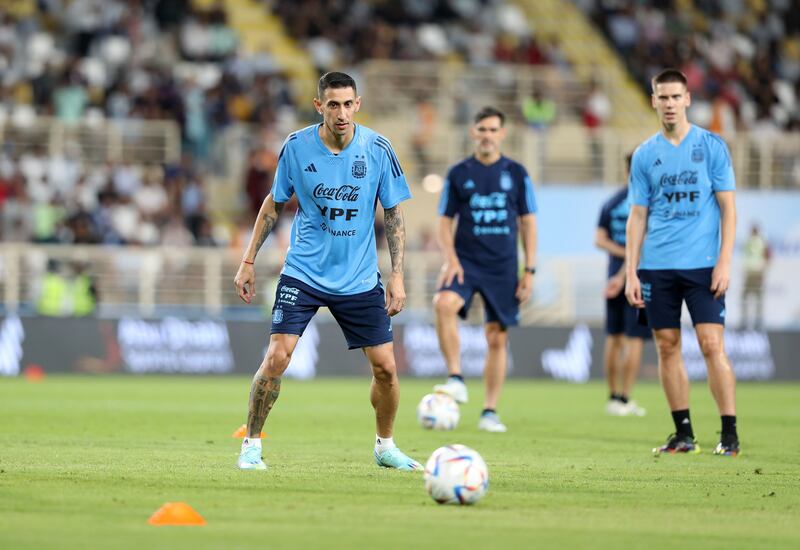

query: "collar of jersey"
xmin=657 ymin=123 xmax=695 ymax=149
xmin=314 ymin=123 xmax=360 ymax=156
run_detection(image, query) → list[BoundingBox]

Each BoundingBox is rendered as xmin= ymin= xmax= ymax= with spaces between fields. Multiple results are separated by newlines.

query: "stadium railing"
xmin=0 ymin=244 xmax=581 ymax=324
xmin=0 ymin=117 xmax=181 ymax=165
xmin=2 ymin=244 xmax=797 ymax=328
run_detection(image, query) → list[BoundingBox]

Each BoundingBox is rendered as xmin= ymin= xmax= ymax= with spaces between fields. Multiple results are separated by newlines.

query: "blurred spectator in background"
xmin=741 ymin=224 xmax=770 ymax=330
xmin=71 ymin=260 xmax=98 ymax=316
xmin=411 ymin=96 xmax=437 ymax=179
xmin=583 ymin=79 xmax=611 ymax=180
xmin=244 ymin=145 xmax=277 ymax=218
xmin=522 ymin=87 xmax=556 ymax=182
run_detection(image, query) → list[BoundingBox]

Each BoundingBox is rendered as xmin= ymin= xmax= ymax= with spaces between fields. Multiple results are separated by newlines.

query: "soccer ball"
xmin=424 ymin=444 xmax=489 ymax=505
xmin=416 ymin=392 xmax=460 ymax=430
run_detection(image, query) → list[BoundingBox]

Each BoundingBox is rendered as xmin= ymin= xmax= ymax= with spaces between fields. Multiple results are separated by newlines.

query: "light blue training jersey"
xmin=272 ymin=123 xmax=411 ymax=295
xmin=629 ymin=124 xmax=735 ymax=270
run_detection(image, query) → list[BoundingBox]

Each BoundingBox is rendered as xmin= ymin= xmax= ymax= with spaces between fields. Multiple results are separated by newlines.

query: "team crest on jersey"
xmin=500 ymin=172 xmax=513 ymax=191
xmin=691 ymin=146 xmax=704 ymax=163
xmin=272 ymin=308 xmax=283 ymax=324
xmin=352 ymin=160 xmax=367 ymax=179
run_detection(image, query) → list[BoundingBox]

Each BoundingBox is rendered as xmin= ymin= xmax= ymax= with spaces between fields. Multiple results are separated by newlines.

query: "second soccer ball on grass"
xmin=417 ymin=392 xmax=460 ymax=430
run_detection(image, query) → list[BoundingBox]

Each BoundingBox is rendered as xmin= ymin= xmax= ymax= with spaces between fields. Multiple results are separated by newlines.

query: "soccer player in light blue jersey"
xmin=625 ymin=69 xmax=739 ymax=456
xmin=233 ymin=72 xmax=421 ymax=471
xmin=432 ymin=107 xmax=538 ymax=433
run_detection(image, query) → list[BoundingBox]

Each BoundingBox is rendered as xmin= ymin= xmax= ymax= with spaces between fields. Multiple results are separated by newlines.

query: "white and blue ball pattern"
xmin=424 ymin=444 xmax=489 ymax=505
xmin=416 ymin=393 xmax=460 ymax=430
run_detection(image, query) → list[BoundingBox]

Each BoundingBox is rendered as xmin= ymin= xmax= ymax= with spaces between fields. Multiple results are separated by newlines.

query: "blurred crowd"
xmin=0 ymin=148 xmax=217 ymax=246
xmin=580 ymin=0 xmax=800 ymax=135
xmin=273 ymin=0 xmax=569 ymax=70
xmin=0 ymin=0 xmax=296 ymax=155
xmin=0 ymin=0 xmax=301 ymax=247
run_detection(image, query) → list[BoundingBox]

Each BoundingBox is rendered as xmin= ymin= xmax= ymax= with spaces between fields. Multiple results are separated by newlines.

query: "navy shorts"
xmin=270 ymin=275 xmax=393 ymax=350
xmin=606 ymin=291 xmax=652 ymax=339
xmin=638 ymin=268 xmax=726 ymax=330
xmin=439 ymin=260 xmax=519 ymax=328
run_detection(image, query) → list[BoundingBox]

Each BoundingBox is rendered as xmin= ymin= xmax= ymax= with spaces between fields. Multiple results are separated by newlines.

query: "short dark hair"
xmin=317 ymin=71 xmax=357 ymax=98
xmin=651 ymin=69 xmax=688 ymax=93
xmin=625 ymin=152 xmax=633 ymax=173
xmin=474 ymin=106 xmax=506 ymax=126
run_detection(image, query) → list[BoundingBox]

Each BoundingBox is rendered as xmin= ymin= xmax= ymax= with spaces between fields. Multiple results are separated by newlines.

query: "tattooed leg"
xmin=246 ymin=334 xmax=297 ymax=438
xmin=247 ymin=374 xmax=281 ymax=438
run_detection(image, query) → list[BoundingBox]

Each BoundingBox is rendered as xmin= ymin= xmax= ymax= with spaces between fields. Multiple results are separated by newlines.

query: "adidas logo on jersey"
xmin=653 ymin=158 xmax=662 ymax=167
xmin=304 ymin=163 xmax=318 ymax=173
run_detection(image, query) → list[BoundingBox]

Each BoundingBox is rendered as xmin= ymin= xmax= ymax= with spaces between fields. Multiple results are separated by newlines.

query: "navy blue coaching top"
xmin=438 ymin=156 xmax=537 ymax=273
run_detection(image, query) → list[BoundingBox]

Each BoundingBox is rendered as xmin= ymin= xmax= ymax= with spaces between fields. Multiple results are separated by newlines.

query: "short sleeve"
xmin=516 ymin=165 xmax=537 ymax=215
xmin=271 ymin=136 xmax=296 ymax=202
xmin=438 ymin=167 xmax=459 ymax=217
xmin=628 ymin=148 xmax=651 ymax=207
xmin=597 ymin=201 xmax=611 ymax=231
xmin=375 ymin=136 xmax=411 ymax=209
xmin=708 ymin=134 xmax=736 ymax=191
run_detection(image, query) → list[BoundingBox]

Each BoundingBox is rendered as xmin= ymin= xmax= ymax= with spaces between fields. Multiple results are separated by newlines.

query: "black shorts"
xmin=638 ymin=268 xmax=725 ymax=330
xmin=270 ymin=275 xmax=393 ymax=350
xmin=439 ymin=259 xmax=519 ymax=328
xmin=606 ymin=291 xmax=652 ymax=339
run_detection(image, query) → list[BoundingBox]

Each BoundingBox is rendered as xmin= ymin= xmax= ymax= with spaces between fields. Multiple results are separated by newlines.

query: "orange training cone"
xmin=148 ymin=502 xmax=206 ymax=526
xmin=232 ymin=424 xmax=264 ymax=438
xmin=23 ymin=365 xmax=46 ymax=382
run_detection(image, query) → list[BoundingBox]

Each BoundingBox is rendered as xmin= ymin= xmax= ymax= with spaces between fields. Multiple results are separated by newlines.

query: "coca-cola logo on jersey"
xmin=659 ymin=171 xmax=698 ymax=187
xmin=313 ymin=184 xmax=361 ymax=201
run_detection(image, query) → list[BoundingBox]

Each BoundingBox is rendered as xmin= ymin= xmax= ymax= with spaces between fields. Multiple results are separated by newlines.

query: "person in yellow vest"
xmin=70 ymin=261 xmax=98 ymax=317
xmin=37 ymin=260 xmax=69 ymax=316
xmin=741 ymin=224 xmax=770 ymax=330
xmin=522 ymin=87 xmax=556 ymax=182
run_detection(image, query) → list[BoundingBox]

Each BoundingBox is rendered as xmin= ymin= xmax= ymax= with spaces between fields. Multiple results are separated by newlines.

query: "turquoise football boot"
xmin=374 ymin=447 xmax=422 ymax=471
xmin=237 ymin=445 xmax=267 ymax=470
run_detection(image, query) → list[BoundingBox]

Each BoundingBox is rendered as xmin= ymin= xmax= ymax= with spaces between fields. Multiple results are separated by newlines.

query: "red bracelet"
xmin=242 ymin=260 xmax=254 ymax=265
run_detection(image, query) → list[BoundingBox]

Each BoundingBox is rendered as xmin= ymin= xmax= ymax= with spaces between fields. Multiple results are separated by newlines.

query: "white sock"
xmin=375 ymin=435 xmax=395 ymax=453
xmin=242 ymin=437 xmax=261 ymax=450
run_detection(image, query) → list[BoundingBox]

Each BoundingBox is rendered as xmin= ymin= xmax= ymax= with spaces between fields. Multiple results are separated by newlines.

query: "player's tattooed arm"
xmin=247 ymin=375 xmax=281 ymax=437
xmin=254 ymin=198 xmax=284 ymax=255
xmin=235 ymin=194 xmax=284 ymax=303
xmin=384 ymin=205 xmax=405 ymax=274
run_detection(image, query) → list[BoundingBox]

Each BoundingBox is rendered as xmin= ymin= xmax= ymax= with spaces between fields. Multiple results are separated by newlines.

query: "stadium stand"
xmin=580 ymin=0 xmax=800 ymax=134
xmin=0 ymin=0 xmax=798 ymax=324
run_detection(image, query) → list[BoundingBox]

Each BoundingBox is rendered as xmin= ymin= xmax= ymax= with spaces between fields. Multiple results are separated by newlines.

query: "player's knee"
xmin=485 ymin=326 xmax=507 ymax=350
xmin=698 ymin=335 xmax=723 ymax=359
xmin=433 ymin=292 xmax=460 ymax=316
xmin=655 ymin=333 xmax=681 ymax=358
xmin=265 ymin=342 xmax=292 ymax=374
xmin=371 ymin=359 xmax=397 ymax=383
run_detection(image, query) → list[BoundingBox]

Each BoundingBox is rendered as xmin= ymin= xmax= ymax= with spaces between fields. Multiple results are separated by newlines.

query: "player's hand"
xmin=234 ymin=262 xmax=256 ymax=304
xmin=604 ymin=274 xmax=625 ymax=299
xmin=515 ymin=272 xmax=534 ymax=303
xmin=710 ymin=261 xmax=730 ymax=299
xmin=625 ymin=273 xmax=645 ymax=308
xmin=436 ymin=260 xmax=464 ymax=289
xmin=385 ymin=271 xmax=406 ymax=316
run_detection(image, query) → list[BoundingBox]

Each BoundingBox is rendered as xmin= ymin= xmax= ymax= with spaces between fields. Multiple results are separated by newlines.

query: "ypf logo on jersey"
xmin=352 ymin=160 xmax=367 ymax=179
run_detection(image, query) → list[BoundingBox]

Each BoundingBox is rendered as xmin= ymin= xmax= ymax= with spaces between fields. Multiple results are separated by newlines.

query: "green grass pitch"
xmin=1 ymin=376 xmax=798 ymax=549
